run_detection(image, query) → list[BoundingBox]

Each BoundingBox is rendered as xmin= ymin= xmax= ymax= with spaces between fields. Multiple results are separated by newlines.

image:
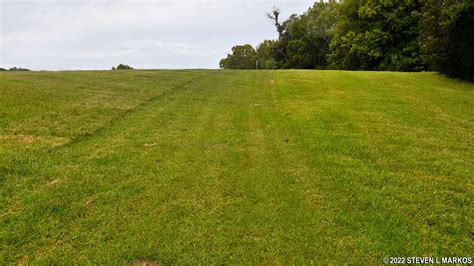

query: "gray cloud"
xmin=0 ymin=0 xmax=314 ymax=70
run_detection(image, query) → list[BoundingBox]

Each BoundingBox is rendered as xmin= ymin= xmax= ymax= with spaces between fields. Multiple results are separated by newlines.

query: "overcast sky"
xmin=0 ymin=0 xmax=314 ymax=70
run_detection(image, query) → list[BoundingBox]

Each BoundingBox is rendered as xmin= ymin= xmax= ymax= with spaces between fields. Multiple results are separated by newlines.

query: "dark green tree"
xmin=219 ymin=44 xmax=257 ymax=69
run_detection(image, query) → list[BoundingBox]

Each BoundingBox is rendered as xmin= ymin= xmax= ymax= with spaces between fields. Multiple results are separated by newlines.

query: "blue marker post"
xmin=256 ymin=59 xmax=259 ymax=70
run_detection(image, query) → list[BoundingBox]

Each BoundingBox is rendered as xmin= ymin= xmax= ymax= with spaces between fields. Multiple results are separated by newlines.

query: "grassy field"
xmin=0 ymin=70 xmax=472 ymax=264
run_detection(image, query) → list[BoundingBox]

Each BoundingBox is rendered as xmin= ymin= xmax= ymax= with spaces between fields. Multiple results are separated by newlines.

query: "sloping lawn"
xmin=0 ymin=70 xmax=472 ymax=264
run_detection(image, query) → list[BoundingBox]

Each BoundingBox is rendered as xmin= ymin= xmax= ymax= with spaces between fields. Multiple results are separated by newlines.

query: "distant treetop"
xmin=112 ymin=64 xmax=134 ymax=70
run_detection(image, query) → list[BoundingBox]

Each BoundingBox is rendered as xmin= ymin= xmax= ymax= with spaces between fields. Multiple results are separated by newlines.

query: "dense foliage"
xmin=221 ymin=0 xmax=473 ymax=80
xmin=329 ymin=0 xmax=423 ymax=71
xmin=421 ymin=0 xmax=473 ymax=80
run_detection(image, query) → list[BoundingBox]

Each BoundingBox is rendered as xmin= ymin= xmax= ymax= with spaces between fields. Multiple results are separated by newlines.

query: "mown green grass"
xmin=0 ymin=70 xmax=472 ymax=264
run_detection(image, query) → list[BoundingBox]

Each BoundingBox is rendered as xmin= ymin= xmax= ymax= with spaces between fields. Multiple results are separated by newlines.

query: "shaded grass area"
xmin=0 ymin=70 xmax=472 ymax=263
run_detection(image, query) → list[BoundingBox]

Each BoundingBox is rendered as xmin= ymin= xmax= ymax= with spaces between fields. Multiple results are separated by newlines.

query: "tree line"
xmin=220 ymin=0 xmax=473 ymax=81
xmin=0 ymin=67 xmax=30 ymax=71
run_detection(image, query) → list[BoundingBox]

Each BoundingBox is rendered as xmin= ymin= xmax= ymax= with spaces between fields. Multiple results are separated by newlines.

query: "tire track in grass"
xmin=0 ymin=76 xmax=198 ymax=182
xmin=46 ymin=77 xmax=198 ymax=153
xmin=0 ymin=74 xmax=199 ymax=220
